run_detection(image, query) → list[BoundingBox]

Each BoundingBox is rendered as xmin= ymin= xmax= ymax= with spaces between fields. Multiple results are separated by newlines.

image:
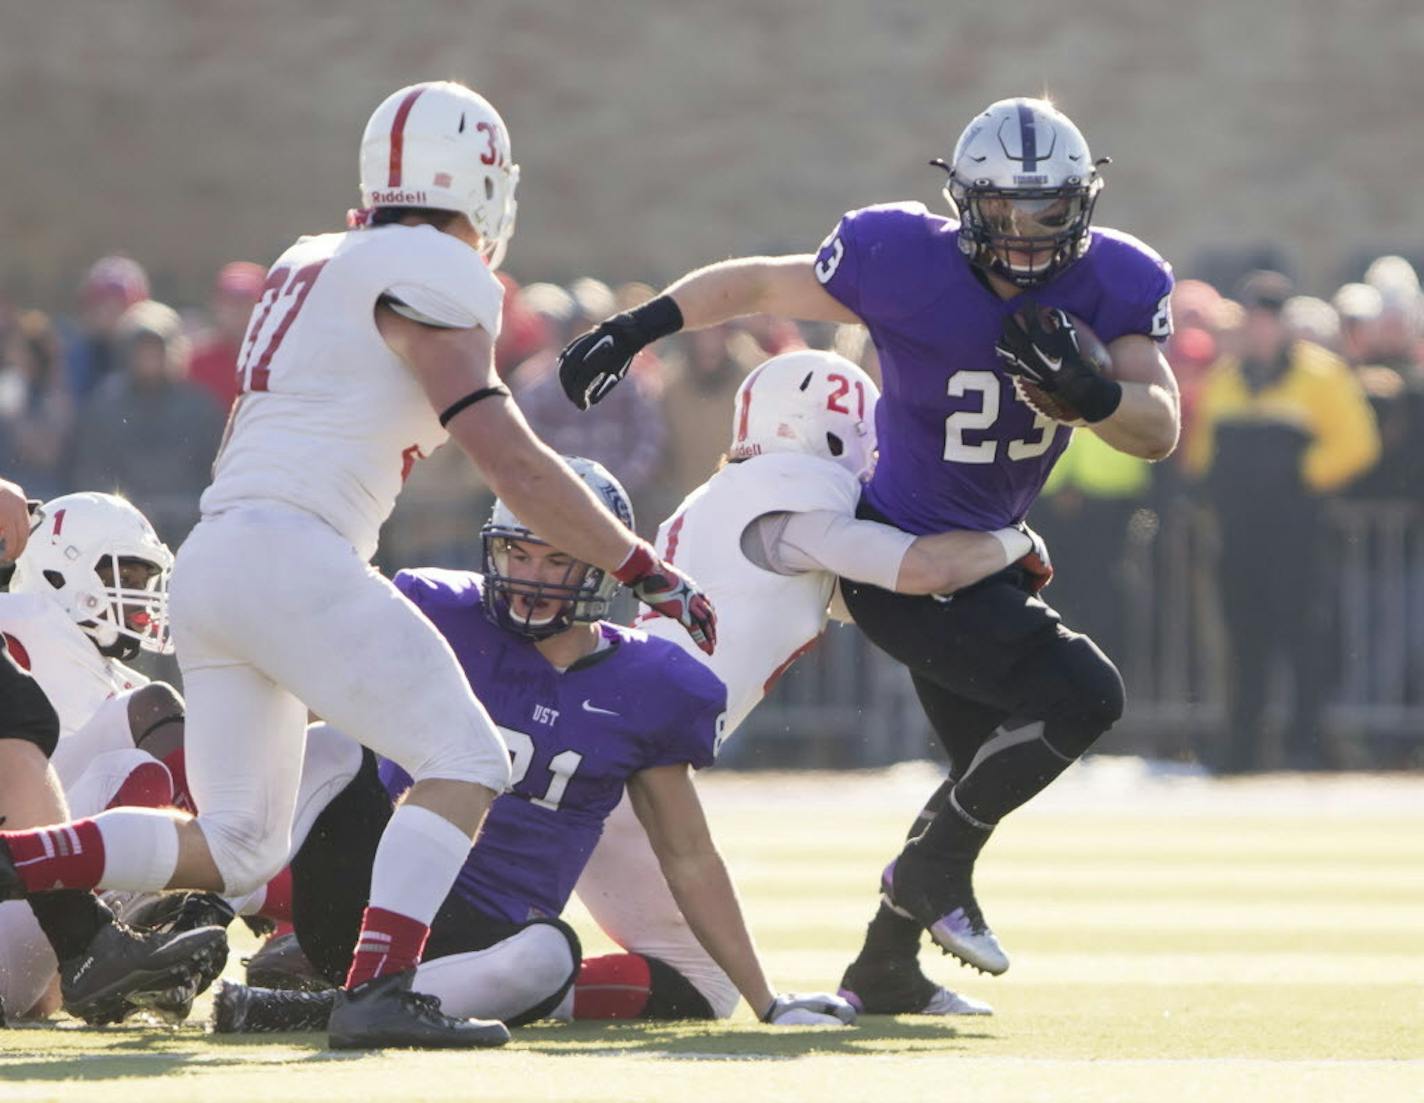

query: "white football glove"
xmin=762 ymin=992 xmax=858 ymax=1026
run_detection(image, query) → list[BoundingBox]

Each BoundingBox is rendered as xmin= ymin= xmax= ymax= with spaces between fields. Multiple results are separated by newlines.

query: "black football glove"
xmin=558 ymin=295 xmax=684 ymax=410
xmin=994 ymin=305 xmax=1122 ymax=423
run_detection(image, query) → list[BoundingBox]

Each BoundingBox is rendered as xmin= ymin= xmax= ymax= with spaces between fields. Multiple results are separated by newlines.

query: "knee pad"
xmin=1058 ymin=636 xmax=1126 ymax=728
xmin=400 ymin=720 xmax=512 ymax=794
xmin=1021 ymin=635 xmax=1125 ymax=723
xmin=414 ymin=917 xmax=581 ymax=1028
xmin=1029 ymin=636 xmax=1125 ymax=760
xmin=197 ymin=811 xmax=291 ymax=897
xmin=501 ymin=918 xmax=582 ymax=1027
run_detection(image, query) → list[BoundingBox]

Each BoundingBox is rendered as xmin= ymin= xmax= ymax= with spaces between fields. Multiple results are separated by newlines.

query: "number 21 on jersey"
xmin=235 ymin=261 xmax=329 ymax=393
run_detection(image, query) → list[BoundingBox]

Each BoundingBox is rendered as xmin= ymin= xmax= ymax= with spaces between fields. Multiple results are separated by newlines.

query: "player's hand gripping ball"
xmin=994 ymin=305 xmax=1116 ymax=426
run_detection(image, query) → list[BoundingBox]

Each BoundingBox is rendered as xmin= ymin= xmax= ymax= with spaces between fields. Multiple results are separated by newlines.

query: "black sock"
xmin=907 ymin=777 xmax=955 ymax=841
xmin=28 ymin=891 xmax=113 ymax=963
xmin=853 ymin=777 xmax=959 ymax=964
xmin=857 ymin=902 xmax=922 ymax=962
xmin=914 ymin=795 xmax=993 ymax=865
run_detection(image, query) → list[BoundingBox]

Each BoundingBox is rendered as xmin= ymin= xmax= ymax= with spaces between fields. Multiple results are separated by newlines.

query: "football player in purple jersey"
xmin=556 ymin=98 xmax=1179 ymax=1011
xmin=211 ymin=458 xmax=855 ymax=1035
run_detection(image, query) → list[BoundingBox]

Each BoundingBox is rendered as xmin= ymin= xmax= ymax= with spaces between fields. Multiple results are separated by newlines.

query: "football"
xmin=1012 ymin=307 xmax=1113 ymax=426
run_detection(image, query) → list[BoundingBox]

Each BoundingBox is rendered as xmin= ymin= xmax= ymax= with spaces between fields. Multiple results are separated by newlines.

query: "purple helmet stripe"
xmin=1016 ymin=101 xmax=1039 ymax=172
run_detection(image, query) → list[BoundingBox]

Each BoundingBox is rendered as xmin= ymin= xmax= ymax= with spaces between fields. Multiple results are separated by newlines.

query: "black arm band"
xmin=439 ymin=385 xmax=511 ymax=428
xmin=627 ymin=294 xmax=685 ymax=343
xmin=135 ymin=713 xmax=185 ymax=748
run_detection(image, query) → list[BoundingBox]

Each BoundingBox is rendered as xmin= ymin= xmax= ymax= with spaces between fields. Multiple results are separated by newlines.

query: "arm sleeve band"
xmin=742 ymin=510 xmax=914 ymax=591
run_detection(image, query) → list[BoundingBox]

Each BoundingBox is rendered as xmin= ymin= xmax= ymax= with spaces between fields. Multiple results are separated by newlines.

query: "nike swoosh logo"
xmin=582 ymin=699 xmax=619 ymax=716
xmin=587 ymin=335 xmax=615 ymax=357
xmin=1039 ymin=354 xmax=1062 ymax=372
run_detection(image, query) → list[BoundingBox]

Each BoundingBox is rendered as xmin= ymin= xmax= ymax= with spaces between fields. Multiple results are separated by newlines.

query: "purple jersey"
xmin=814 ymin=202 xmax=1174 ymax=533
xmin=382 ymin=567 xmax=725 ymax=923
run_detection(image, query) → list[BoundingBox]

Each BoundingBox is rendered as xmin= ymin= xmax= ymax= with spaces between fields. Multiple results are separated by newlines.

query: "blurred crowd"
xmin=4 ymin=249 xmax=1421 ymax=773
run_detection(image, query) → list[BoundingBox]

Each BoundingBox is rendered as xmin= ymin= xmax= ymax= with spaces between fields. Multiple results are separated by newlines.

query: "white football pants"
xmin=169 ymin=506 xmax=509 ymax=895
xmin=575 ymin=792 xmax=739 ymax=1018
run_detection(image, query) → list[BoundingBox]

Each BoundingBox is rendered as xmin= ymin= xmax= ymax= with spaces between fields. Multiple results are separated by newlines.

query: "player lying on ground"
xmin=558 ymin=97 xmax=1178 ymax=988
xmin=0 ymin=81 xmax=717 ymax=1051
xmin=0 ymin=492 xmax=226 ymax=1026
xmin=573 ymin=349 xmax=1050 ymax=1018
xmin=211 ymin=459 xmax=854 ymax=1033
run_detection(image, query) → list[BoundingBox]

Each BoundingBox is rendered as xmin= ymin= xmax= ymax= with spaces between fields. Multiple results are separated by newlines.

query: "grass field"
xmin=3 ymin=759 xmax=1422 ymax=1102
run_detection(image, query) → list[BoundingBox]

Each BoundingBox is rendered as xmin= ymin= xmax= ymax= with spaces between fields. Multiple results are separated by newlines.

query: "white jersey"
xmin=639 ymin=452 xmax=861 ymax=736
xmin=202 ymin=223 xmax=504 ymax=561
xmin=0 ymin=593 xmax=146 ymax=744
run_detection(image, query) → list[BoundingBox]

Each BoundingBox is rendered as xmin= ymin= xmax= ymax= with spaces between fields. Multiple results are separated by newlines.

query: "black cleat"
xmin=244 ymin=931 xmax=333 ymax=992
xmin=0 ymin=840 xmax=23 ymax=902
xmin=213 ymin=980 xmax=336 ymax=1033
xmin=885 ymin=853 xmax=1009 ymax=976
xmin=838 ymin=954 xmax=993 ymax=1016
xmin=115 ymin=892 xmax=233 ymax=1022
xmin=327 ymin=970 xmax=510 ymax=1050
xmin=115 ymin=890 xmax=236 ymax=935
xmin=60 ymin=920 xmax=229 ymax=1025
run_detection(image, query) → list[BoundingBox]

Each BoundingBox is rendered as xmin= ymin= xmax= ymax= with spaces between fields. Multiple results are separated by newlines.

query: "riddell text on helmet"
xmin=368 ymin=189 xmax=429 ymax=204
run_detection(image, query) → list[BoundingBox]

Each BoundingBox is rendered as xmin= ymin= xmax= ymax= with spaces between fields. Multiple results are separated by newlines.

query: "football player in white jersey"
xmin=575 ymin=349 xmax=1050 ymax=1019
xmin=0 ymin=492 xmax=228 ymax=1026
xmin=0 ymin=81 xmax=716 ymax=1050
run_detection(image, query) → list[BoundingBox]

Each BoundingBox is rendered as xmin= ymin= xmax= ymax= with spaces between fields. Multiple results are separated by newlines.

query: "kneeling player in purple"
xmin=557 ymin=99 xmax=1179 ymax=998
xmin=213 ymin=459 xmax=855 ymax=1033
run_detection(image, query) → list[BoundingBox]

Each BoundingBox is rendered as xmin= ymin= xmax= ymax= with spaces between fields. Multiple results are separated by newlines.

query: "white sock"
xmin=366 ymin=804 xmax=473 ymax=925
xmin=413 ymin=924 xmax=576 ymax=1022
xmin=93 ymin=808 xmax=181 ymax=891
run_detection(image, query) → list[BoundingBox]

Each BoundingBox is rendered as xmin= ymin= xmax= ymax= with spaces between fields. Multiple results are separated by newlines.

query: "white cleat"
xmin=927 ymin=908 xmax=1010 ymax=976
xmin=921 ymin=985 xmax=994 ymax=1016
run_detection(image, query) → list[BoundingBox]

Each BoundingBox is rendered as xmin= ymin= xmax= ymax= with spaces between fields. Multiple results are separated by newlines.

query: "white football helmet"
xmin=481 ymin=457 xmax=634 ymax=639
xmin=728 ymin=350 xmax=880 ymax=482
xmin=359 ymin=81 xmax=521 ymax=269
xmin=937 ymin=97 xmax=1104 ymax=287
xmin=9 ymin=492 xmax=174 ymax=659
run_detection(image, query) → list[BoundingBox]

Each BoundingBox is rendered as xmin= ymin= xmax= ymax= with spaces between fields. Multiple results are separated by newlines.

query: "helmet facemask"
xmin=41 ymin=551 xmax=172 ymax=661
xmin=947 ymin=174 xmax=1102 ymax=288
xmin=10 ymin=492 xmax=174 ymax=661
xmin=480 ymin=529 xmax=612 ymax=640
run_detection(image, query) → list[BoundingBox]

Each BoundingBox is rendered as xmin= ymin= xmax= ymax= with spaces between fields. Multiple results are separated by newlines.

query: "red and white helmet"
xmin=359 ymin=81 xmax=521 ymax=269
xmin=728 ymin=350 xmax=880 ymax=482
xmin=9 ymin=492 xmax=174 ymax=659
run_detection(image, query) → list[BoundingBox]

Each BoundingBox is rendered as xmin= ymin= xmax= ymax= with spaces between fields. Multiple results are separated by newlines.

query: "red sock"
xmin=0 ymin=820 xmax=106 ymax=893
xmin=106 ymin=761 xmax=175 ymax=810
xmin=256 ymin=865 xmax=293 ymax=924
xmin=344 ymin=905 xmax=429 ymax=988
xmin=573 ymin=953 xmax=652 ymax=1020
